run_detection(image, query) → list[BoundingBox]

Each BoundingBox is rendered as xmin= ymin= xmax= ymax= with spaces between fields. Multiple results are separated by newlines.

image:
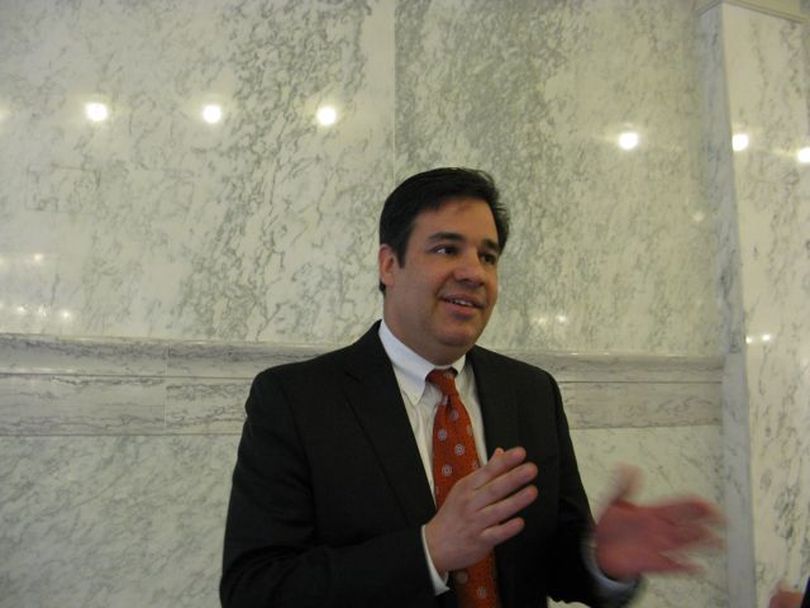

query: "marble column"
xmin=699 ymin=1 xmax=810 ymax=606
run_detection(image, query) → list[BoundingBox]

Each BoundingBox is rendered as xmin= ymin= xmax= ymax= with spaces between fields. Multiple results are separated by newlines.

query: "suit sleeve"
xmin=219 ymin=370 xmax=437 ymax=608
xmin=545 ymin=373 xmax=602 ymax=605
xmin=543 ymin=374 xmax=639 ymax=608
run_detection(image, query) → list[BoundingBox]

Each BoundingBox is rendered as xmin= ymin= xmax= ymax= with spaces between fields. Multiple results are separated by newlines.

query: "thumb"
xmin=608 ymin=464 xmax=642 ymax=504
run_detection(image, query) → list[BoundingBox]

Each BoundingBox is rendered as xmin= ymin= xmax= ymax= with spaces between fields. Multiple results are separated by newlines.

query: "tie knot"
xmin=427 ymin=368 xmax=459 ymax=398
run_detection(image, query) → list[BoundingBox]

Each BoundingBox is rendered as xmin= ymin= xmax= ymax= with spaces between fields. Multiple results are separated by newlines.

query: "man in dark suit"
xmin=221 ymin=168 xmax=721 ymax=607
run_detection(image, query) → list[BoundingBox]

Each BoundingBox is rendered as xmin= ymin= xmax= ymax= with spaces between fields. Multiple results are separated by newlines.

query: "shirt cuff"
xmin=583 ymin=536 xmax=641 ymax=606
xmin=421 ymin=525 xmax=450 ymax=595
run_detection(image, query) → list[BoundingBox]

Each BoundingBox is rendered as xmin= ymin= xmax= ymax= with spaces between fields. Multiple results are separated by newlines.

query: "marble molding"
xmin=1 ymin=0 xmax=723 ymax=356
xmin=0 ymin=333 xmax=722 ymax=436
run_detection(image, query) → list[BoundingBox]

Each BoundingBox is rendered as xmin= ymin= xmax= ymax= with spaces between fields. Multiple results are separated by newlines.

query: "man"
xmin=221 ymin=168 xmax=721 ymax=607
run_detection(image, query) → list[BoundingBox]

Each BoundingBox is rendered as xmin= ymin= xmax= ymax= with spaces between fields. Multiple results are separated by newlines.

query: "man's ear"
xmin=378 ymin=244 xmax=399 ymax=290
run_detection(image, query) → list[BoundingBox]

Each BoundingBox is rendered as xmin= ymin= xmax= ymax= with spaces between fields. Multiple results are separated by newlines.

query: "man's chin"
xmin=437 ymin=327 xmax=484 ymax=352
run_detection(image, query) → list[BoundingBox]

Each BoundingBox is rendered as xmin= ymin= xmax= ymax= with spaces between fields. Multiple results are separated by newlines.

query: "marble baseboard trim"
xmin=0 ymin=333 xmax=723 ymax=436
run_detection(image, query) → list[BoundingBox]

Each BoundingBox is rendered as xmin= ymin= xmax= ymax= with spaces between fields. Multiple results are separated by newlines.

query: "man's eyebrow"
xmin=426 ymin=232 xmax=501 ymax=253
xmin=427 ymin=231 xmax=464 ymax=243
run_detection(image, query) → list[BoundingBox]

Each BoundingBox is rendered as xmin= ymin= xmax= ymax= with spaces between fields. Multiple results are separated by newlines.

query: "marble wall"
xmin=1 ymin=0 xmax=807 ymax=607
xmin=0 ymin=0 xmax=721 ymax=355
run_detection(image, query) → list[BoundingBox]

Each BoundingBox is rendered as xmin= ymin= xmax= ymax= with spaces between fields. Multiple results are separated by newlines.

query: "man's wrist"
xmin=583 ymin=535 xmax=642 ymax=607
xmin=420 ymin=525 xmax=450 ymax=595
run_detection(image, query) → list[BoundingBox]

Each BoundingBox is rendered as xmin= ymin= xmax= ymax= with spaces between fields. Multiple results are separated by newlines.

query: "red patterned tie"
xmin=427 ymin=369 xmax=500 ymax=608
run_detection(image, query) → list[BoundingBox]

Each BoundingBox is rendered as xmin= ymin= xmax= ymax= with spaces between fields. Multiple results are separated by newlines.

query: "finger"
xmin=608 ymin=464 xmax=642 ymax=504
xmin=653 ymin=498 xmax=725 ymax=525
xmin=469 ymin=446 xmax=527 ymax=489
xmin=652 ymin=523 xmax=724 ymax=552
xmin=470 ymin=461 xmax=538 ymax=511
xmin=635 ymin=551 xmax=704 ymax=575
xmin=478 ymin=483 xmax=538 ymax=528
xmin=479 ymin=516 xmax=526 ymax=546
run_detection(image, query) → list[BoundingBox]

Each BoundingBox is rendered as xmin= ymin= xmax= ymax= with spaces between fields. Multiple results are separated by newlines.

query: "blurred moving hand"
xmin=593 ymin=466 xmax=724 ymax=581
xmin=769 ymin=583 xmax=805 ymax=608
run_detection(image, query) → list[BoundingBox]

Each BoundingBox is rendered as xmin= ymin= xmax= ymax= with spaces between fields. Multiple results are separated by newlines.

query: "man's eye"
xmin=434 ymin=245 xmax=457 ymax=255
xmin=481 ymin=253 xmax=498 ymax=265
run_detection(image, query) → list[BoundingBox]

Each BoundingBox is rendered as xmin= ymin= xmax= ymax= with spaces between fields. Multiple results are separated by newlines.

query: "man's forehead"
xmin=412 ymin=197 xmax=495 ymax=229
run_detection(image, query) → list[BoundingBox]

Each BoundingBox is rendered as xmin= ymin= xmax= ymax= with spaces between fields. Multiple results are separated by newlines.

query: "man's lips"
xmin=440 ymin=295 xmax=485 ymax=309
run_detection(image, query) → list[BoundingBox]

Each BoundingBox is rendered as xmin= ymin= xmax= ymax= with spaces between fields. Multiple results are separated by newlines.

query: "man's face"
xmin=379 ymin=198 xmax=500 ymax=365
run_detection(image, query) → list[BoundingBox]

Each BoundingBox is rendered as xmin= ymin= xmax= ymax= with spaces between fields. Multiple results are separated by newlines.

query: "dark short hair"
xmin=378 ymin=167 xmax=509 ymax=292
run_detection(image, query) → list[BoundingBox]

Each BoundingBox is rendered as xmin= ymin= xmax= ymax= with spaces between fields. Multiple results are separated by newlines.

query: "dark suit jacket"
xmin=221 ymin=323 xmax=602 ymax=607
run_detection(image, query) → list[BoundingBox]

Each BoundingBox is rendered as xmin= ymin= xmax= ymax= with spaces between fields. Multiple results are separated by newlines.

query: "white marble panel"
xmin=395 ymin=0 xmax=721 ymax=356
xmin=0 ymin=0 xmax=393 ymax=343
xmin=0 ymin=374 xmax=165 ymax=435
xmin=0 ymin=435 xmax=238 ymax=608
xmin=550 ymin=426 xmax=727 ymax=608
xmin=722 ymin=3 xmax=810 ymax=604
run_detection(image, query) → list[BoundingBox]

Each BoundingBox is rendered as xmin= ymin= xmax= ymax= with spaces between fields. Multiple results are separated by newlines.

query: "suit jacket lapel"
xmin=468 ymin=346 xmax=520 ymax=607
xmin=342 ymin=324 xmax=436 ymax=527
xmin=468 ymin=346 xmax=519 ymax=457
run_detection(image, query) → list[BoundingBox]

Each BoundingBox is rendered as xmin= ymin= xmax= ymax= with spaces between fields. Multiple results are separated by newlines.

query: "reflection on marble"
xmin=722 ymin=4 xmax=810 ymax=604
xmin=551 ymin=426 xmax=726 ymax=608
xmin=0 ymin=435 xmax=238 ymax=608
xmin=396 ymin=0 xmax=720 ymax=355
xmin=1 ymin=0 xmax=721 ymax=355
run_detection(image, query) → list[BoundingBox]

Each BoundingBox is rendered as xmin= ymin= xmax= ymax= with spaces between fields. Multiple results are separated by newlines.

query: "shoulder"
xmin=251 ymin=323 xmax=384 ymax=393
xmin=470 ymin=344 xmax=558 ymax=386
xmin=253 ymin=342 xmax=355 ymax=389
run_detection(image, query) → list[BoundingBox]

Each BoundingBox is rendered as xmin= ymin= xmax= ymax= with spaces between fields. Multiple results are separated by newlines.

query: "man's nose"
xmin=453 ymin=251 xmax=486 ymax=284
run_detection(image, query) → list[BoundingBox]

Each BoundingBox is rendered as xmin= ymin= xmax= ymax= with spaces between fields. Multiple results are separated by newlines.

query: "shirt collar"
xmin=378 ymin=319 xmax=467 ymax=404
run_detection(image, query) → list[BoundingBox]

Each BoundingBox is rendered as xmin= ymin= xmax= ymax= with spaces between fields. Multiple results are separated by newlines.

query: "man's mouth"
xmin=442 ymin=296 xmax=484 ymax=309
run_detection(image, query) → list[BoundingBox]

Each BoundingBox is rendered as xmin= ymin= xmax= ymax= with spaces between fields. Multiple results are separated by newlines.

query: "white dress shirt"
xmin=378 ymin=320 xmax=490 ymax=493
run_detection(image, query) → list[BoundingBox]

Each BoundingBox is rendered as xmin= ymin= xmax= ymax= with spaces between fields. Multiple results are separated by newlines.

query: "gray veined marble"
xmin=0 ymin=435 xmax=238 ymax=608
xmin=0 ymin=0 xmax=723 ymax=356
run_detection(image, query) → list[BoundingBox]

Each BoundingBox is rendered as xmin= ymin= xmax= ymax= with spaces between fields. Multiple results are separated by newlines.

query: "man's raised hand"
xmin=425 ymin=446 xmax=538 ymax=576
